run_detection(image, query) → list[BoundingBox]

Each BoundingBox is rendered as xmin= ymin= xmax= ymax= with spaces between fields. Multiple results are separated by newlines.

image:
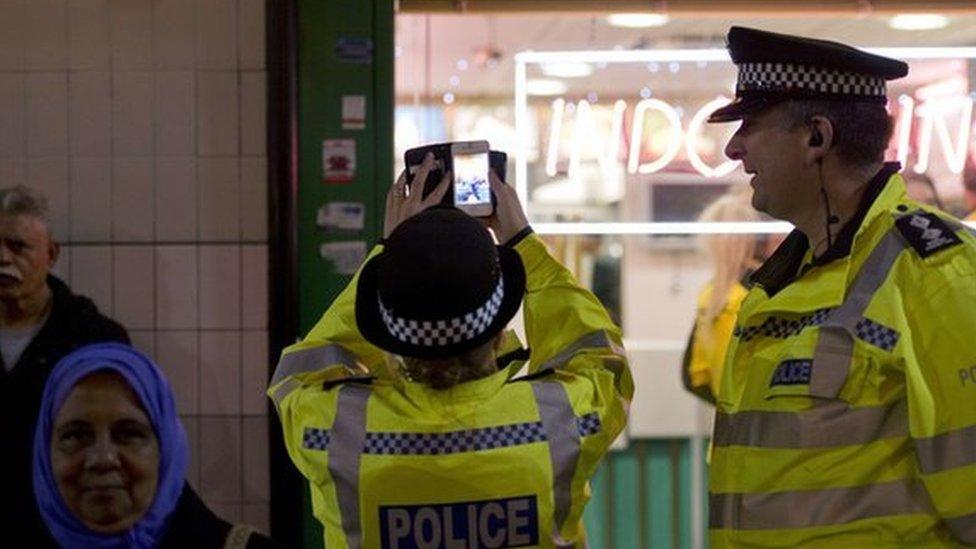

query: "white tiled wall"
xmin=1 ymin=0 xmax=269 ymax=533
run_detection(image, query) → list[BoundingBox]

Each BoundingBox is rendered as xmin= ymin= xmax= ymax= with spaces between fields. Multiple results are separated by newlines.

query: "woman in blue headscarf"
xmin=32 ymin=342 xmax=279 ymax=548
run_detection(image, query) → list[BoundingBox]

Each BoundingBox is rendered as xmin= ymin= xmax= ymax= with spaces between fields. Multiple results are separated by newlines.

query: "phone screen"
xmin=453 ymin=152 xmax=491 ymax=206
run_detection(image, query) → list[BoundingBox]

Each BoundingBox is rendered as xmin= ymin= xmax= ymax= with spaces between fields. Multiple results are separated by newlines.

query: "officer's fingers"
xmin=423 ymin=172 xmax=452 ymax=208
xmin=410 ymin=152 xmax=435 ymax=200
xmin=388 ymin=170 xmax=407 ymax=204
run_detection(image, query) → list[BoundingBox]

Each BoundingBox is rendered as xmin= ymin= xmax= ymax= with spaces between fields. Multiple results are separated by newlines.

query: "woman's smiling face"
xmin=50 ymin=371 xmax=160 ymax=533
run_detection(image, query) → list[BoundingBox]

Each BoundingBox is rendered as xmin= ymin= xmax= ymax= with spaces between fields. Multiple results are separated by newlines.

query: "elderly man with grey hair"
xmin=0 ymin=185 xmax=129 ymax=544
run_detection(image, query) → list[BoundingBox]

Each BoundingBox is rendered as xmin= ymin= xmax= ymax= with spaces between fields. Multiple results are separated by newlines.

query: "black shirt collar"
xmin=750 ymin=161 xmax=901 ymax=296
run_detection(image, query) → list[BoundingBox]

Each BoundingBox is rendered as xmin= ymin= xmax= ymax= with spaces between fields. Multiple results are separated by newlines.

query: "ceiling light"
xmin=526 ymin=79 xmax=568 ymax=96
xmin=541 ymin=62 xmax=594 ymax=78
xmin=606 ymin=13 xmax=669 ymax=29
xmin=888 ymin=14 xmax=948 ymax=31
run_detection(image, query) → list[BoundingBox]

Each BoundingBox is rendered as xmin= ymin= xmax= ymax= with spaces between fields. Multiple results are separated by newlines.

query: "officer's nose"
xmin=725 ymin=131 xmax=745 ymax=162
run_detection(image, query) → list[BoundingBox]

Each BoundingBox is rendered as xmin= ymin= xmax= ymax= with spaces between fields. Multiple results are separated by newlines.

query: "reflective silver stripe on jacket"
xmin=536 ymin=330 xmax=625 ymax=372
xmin=811 ymin=228 xmax=907 ymax=397
xmin=316 ymin=380 xmax=596 ymax=547
xmin=269 ymin=377 xmax=301 ymax=408
xmin=328 ymin=384 xmax=370 ymax=549
xmin=718 ymin=225 xmax=911 ymax=451
xmin=713 ymin=400 xmax=907 ymax=449
xmin=915 ymin=424 xmax=976 ymax=475
xmin=271 ymin=344 xmax=361 ymax=386
xmin=709 ymin=479 xmax=932 ymax=530
xmin=532 ymin=380 xmax=583 ymax=544
xmin=946 ymin=512 xmax=976 ymax=544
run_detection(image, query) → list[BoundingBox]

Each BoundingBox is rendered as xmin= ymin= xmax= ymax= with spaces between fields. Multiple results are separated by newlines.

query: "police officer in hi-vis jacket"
xmin=268 ymin=153 xmax=633 ymax=548
xmin=706 ymin=27 xmax=976 ymax=547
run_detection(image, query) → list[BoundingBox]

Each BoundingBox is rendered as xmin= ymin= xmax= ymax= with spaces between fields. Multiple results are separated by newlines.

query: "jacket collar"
xmin=750 ymin=162 xmax=903 ymax=298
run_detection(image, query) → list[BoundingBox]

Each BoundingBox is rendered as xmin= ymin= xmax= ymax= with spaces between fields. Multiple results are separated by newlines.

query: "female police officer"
xmin=268 ymin=152 xmax=633 ymax=548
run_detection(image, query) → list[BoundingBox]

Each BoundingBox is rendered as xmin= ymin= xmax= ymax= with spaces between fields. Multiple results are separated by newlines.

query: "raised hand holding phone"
xmin=384 ymin=152 xmax=451 ymax=238
xmin=484 ymin=169 xmax=529 ymax=244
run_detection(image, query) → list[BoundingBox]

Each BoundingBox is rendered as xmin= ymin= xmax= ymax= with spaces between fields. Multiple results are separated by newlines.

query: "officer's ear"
xmin=805 ymin=115 xmax=833 ymax=165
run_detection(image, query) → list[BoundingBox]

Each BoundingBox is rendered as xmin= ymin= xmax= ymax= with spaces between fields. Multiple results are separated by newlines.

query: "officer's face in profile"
xmin=50 ymin=372 xmax=160 ymax=534
xmin=724 ymin=107 xmax=810 ymax=220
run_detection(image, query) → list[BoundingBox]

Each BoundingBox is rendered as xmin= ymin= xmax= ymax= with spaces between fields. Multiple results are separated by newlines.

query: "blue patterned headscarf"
xmin=32 ymin=343 xmax=189 ymax=548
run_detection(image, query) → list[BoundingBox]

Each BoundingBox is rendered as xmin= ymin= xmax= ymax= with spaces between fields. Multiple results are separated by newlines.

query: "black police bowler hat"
xmin=355 ymin=207 xmax=526 ymax=360
xmin=709 ymin=26 xmax=909 ymax=123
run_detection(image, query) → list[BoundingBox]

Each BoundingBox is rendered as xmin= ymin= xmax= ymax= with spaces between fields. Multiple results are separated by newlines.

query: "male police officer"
xmin=706 ymin=27 xmax=976 ymax=546
xmin=268 ymin=155 xmax=633 ymax=548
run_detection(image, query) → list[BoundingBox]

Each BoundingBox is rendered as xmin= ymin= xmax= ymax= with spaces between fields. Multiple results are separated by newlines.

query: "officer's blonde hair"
xmin=698 ymin=189 xmax=759 ymax=329
xmin=401 ymin=334 xmax=502 ymax=389
xmin=0 ymin=185 xmax=50 ymax=227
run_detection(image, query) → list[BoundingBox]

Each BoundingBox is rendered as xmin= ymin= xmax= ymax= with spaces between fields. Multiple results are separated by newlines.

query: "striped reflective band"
xmin=946 ymin=512 xmax=976 ymax=544
xmin=270 ymin=377 xmax=300 ymax=407
xmin=323 ymin=382 xmax=593 ymax=547
xmin=812 ymin=229 xmax=907 ymax=397
xmin=709 ymin=479 xmax=932 ymax=530
xmin=914 ymin=424 xmax=976 ymax=475
xmin=328 ymin=384 xmax=370 ymax=548
xmin=302 ymin=412 xmax=602 ymax=454
xmin=271 ymin=344 xmax=361 ymax=386
xmin=536 ymin=329 xmax=625 ymax=372
xmin=713 ymin=400 xmax=906 ymax=449
xmin=533 ymin=381 xmax=582 ymax=540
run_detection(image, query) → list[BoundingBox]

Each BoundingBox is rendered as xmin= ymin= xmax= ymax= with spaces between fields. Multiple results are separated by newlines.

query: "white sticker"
xmin=319 ymin=241 xmax=368 ymax=275
xmin=316 ymin=202 xmax=365 ymax=231
xmin=323 ymin=139 xmax=356 ymax=183
xmin=341 ymin=95 xmax=366 ymax=130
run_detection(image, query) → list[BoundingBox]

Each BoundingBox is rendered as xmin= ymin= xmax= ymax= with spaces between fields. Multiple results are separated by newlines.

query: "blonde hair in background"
xmin=698 ymin=188 xmax=760 ymax=329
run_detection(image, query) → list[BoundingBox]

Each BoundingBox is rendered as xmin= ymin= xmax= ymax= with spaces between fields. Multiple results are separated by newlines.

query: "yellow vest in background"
xmin=269 ymin=235 xmax=634 ymax=549
xmin=688 ymin=282 xmax=749 ymax=400
xmin=711 ymin=173 xmax=976 ymax=547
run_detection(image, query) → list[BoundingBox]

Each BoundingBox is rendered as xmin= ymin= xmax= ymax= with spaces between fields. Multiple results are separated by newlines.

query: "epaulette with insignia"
xmin=322 ymin=375 xmax=375 ymax=391
xmin=894 ymin=211 xmax=962 ymax=258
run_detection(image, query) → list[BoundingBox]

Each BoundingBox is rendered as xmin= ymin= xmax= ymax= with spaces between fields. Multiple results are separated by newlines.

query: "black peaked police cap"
xmin=356 ymin=207 xmax=526 ymax=360
xmin=709 ymin=26 xmax=909 ymax=123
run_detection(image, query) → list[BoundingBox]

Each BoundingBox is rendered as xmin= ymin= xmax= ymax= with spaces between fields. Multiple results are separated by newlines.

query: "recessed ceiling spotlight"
xmin=606 ymin=13 xmax=669 ymax=28
xmin=888 ymin=14 xmax=948 ymax=31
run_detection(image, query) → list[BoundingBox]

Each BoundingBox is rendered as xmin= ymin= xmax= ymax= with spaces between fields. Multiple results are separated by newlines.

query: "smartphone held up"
xmin=404 ymin=140 xmax=507 ymax=218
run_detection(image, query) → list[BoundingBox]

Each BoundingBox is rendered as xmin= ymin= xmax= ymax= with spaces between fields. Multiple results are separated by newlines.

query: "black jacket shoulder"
xmin=47 ymin=275 xmax=129 ymax=345
xmin=160 ymin=483 xmax=284 ymax=548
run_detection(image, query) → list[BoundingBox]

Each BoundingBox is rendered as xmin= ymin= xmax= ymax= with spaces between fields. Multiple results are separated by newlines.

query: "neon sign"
xmin=544 ymin=92 xmax=976 ymax=182
xmin=513 ymin=47 xmax=976 ymax=234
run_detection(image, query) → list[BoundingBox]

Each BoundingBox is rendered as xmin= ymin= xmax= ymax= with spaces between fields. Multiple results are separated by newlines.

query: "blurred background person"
xmin=681 ymin=189 xmax=777 ymax=404
xmin=33 ymin=343 xmax=279 ymax=548
xmin=964 ymin=163 xmax=976 ymax=221
xmin=0 ymin=185 xmax=130 ymax=543
xmin=902 ymin=171 xmax=945 ymax=210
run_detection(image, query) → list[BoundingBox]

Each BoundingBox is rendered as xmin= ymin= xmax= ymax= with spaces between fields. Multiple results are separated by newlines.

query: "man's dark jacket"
xmin=0 ymin=275 xmax=129 ymax=544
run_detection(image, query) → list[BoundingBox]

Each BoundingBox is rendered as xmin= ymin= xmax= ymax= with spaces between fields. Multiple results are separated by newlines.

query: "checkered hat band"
xmin=300 ymin=412 xmax=602 ymax=455
xmin=378 ymin=277 xmax=505 ymax=348
xmin=737 ymin=63 xmax=886 ymax=98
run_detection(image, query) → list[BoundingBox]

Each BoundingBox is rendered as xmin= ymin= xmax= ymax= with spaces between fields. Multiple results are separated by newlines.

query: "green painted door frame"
xmin=284 ymin=0 xmax=394 ymax=546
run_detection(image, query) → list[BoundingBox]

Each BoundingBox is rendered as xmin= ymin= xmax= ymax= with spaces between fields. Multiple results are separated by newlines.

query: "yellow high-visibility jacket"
xmin=684 ymin=281 xmax=750 ymax=401
xmin=268 ymin=234 xmax=634 ymax=548
xmin=710 ymin=166 xmax=976 ymax=547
